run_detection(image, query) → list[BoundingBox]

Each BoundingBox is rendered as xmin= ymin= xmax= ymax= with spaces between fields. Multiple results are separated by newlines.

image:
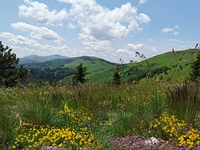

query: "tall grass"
xmin=63 ymin=81 xmax=168 ymax=137
xmin=0 ymin=88 xmax=18 ymax=148
xmin=166 ymin=81 xmax=200 ymax=126
xmin=0 ymin=80 xmax=199 ymax=149
xmin=14 ymin=83 xmax=65 ymax=126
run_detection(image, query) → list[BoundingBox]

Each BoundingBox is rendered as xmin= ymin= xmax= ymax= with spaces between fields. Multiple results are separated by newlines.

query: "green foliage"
xmin=72 ymin=63 xmax=87 ymax=84
xmin=18 ymin=49 xmax=200 ymax=84
xmin=165 ymin=81 xmax=200 ymax=125
xmin=190 ymin=51 xmax=200 ymax=81
xmin=113 ymin=66 xmax=121 ymax=85
xmin=15 ymin=83 xmax=65 ymax=126
xmin=0 ymin=41 xmax=28 ymax=87
xmin=0 ymin=105 xmax=17 ymax=146
xmin=0 ymin=88 xmax=18 ymax=148
xmin=0 ymin=80 xmax=199 ymax=149
xmin=29 ymin=67 xmax=74 ymax=84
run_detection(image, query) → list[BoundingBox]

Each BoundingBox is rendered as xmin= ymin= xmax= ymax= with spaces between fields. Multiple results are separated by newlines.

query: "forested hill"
xmin=19 ymin=49 xmax=200 ymax=84
xmin=19 ymin=55 xmax=116 ymax=84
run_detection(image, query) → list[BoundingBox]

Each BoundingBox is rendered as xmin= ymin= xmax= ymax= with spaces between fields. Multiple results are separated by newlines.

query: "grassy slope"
xmin=140 ymin=49 xmax=200 ymax=81
xmin=87 ymin=49 xmax=200 ymax=83
xmin=21 ymin=49 xmax=200 ymax=83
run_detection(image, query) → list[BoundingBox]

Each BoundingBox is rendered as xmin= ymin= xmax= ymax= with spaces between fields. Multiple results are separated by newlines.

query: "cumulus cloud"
xmin=79 ymin=33 xmax=111 ymax=51
xmin=116 ymin=43 xmax=144 ymax=56
xmin=161 ymin=27 xmax=179 ymax=35
xmin=136 ymin=13 xmax=150 ymax=23
xmin=11 ymin=22 xmax=64 ymax=42
xmin=19 ymin=0 xmax=68 ymax=26
xmin=58 ymin=0 xmax=150 ymax=50
xmin=0 ymin=32 xmax=38 ymax=46
xmin=0 ymin=32 xmax=70 ymax=56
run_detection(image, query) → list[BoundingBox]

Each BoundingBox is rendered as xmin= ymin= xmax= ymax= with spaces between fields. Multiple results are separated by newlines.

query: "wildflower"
xmin=145 ymin=137 xmax=159 ymax=145
xmin=12 ymin=145 xmax=16 ymax=149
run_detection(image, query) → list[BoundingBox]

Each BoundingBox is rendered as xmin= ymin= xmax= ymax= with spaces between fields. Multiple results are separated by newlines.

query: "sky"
xmin=0 ymin=0 xmax=199 ymax=63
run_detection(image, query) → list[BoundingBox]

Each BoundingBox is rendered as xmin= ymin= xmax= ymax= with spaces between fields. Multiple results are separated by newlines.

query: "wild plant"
xmin=0 ymin=88 xmax=18 ymax=148
xmin=165 ymin=80 xmax=200 ymax=126
xmin=15 ymin=83 xmax=65 ymax=126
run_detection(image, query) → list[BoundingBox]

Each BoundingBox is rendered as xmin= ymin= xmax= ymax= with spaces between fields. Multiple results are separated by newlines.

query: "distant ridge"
xmin=19 ymin=54 xmax=68 ymax=64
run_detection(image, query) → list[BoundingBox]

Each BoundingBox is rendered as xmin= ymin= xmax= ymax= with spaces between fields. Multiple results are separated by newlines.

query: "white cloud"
xmin=11 ymin=22 xmax=64 ymax=42
xmin=116 ymin=48 xmax=133 ymax=55
xmin=0 ymin=32 xmax=38 ymax=46
xmin=116 ymin=43 xmax=144 ymax=56
xmin=139 ymin=0 xmax=147 ymax=5
xmin=127 ymin=43 xmax=144 ymax=50
xmin=19 ymin=0 xmax=68 ymax=26
xmin=161 ymin=27 xmax=179 ymax=35
xmin=79 ymin=33 xmax=111 ymax=51
xmin=161 ymin=28 xmax=174 ymax=34
xmin=68 ymin=23 xmax=76 ymax=29
xmin=0 ymin=32 xmax=71 ymax=56
xmin=136 ymin=13 xmax=151 ymax=24
xmin=58 ymin=0 xmax=150 ymax=50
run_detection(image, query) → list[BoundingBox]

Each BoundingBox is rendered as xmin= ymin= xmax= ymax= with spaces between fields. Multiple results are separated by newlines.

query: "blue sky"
xmin=0 ymin=0 xmax=199 ymax=63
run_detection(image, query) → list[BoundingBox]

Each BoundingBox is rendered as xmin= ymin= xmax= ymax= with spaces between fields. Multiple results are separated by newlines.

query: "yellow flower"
xmin=153 ymin=124 xmax=158 ymax=128
xmin=12 ymin=145 xmax=16 ymax=149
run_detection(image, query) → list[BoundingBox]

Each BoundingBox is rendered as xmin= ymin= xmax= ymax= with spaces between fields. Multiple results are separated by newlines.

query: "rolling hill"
xmin=19 ymin=49 xmax=200 ymax=84
xmin=117 ymin=49 xmax=200 ymax=83
xmin=20 ymin=55 xmax=117 ymax=84
xmin=19 ymin=54 xmax=68 ymax=64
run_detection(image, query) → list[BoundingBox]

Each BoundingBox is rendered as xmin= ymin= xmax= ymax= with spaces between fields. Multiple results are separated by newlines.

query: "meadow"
xmin=0 ymin=79 xmax=200 ymax=149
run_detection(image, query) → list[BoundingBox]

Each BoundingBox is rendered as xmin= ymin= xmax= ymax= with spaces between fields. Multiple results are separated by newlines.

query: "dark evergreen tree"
xmin=72 ymin=63 xmax=87 ymax=84
xmin=113 ymin=66 xmax=121 ymax=85
xmin=190 ymin=51 xmax=200 ymax=81
xmin=0 ymin=41 xmax=28 ymax=87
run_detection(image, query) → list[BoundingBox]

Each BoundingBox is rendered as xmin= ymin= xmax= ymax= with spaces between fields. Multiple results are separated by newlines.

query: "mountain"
xmin=19 ymin=54 xmax=68 ymax=64
xmin=21 ymin=55 xmax=117 ymax=84
xmin=19 ymin=49 xmax=200 ymax=84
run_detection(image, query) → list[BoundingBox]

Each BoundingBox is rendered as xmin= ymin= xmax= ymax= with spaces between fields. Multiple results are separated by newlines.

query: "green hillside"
xmin=121 ymin=49 xmax=200 ymax=82
xmin=21 ymin=56 xmax=116 ymax=84
xmin=87 ymin=49 xmax=200 ymax=83
xmin=20 ymin=49 xmax=200 ymax=84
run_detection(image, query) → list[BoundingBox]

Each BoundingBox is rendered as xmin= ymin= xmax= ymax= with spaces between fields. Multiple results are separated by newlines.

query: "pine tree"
xmin=113 ymin=66 xmax=121 ymax=85
xmin=190 ymin=51 xmax=200 ymax=81
xmin=72 ymin=63 xmax=87 ymax=84
xmin=0 ymin=41 xmax=28 ymax=87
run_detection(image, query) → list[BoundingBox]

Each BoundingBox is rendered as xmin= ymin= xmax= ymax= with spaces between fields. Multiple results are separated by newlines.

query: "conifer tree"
xmin=72 ymin=63 xmax=87 ymax=84
xmin=190 ymin=51 xmax=200 ymax=81
xmin=0 ymin=41 xmax=28 ymax=87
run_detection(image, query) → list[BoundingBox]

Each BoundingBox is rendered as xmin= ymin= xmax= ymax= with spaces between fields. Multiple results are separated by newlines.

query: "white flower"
xmin=145 ymin=137 xmax=159 ymax=145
